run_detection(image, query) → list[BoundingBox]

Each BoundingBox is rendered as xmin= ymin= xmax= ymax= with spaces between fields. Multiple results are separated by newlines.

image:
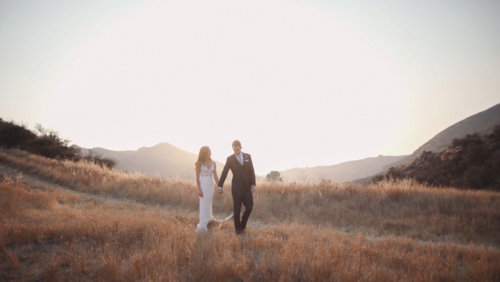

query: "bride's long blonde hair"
xmin=195 ymin=146 xmax=212 ymax=171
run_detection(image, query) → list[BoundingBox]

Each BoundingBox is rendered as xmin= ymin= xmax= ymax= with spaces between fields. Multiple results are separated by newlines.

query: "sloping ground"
xmin=352 ymin=103 xmax=500 ymax=185
xmin=1 ymin=151 xmax=500 ymax=281
xmin=375 ymin=125 xmax=500 ymax=190
xmin=384 ymin=103 xmax=500 ymax=171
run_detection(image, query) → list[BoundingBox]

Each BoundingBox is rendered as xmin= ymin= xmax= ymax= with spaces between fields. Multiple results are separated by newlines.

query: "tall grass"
xmin=1 ymin=181 xmax=499 ymax=281
xmin=1 ymin=149 xmax=499 ymax=247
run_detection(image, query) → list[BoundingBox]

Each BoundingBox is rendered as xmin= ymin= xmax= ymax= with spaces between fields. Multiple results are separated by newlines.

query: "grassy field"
xmin=1 ymin=149 xmax=500 ymax=281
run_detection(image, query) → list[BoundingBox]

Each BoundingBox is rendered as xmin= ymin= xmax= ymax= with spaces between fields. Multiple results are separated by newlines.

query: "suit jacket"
xmin=218 ymin=153 xmax=256 ymax=190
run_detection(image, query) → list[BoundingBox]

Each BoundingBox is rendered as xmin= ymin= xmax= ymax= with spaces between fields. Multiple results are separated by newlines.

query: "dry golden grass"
xmin=1 ymin=179 xmax=500 ymax=281
xmin=1 ymin=149 xmax=499 ymax=248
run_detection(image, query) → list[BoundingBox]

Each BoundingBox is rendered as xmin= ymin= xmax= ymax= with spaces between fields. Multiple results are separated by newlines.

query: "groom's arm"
xmin=218 ymin=157 xmax=231 ymax=188
xmin=248 ymin=155 xmax=256 ymax=186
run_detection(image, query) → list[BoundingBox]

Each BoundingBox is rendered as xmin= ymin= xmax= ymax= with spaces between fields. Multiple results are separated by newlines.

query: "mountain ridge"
xmin=352 ymin=102 xmax=500 ymax=184
xmin=382 ymin=103 xmax=500 ymax=171
xmin=280 ymin=155 xmax=408 ymax=183
xmin=373 ymin=125 xmax=500 ymax=190
xmin=77 ymin=142 xmax=228 ymax=180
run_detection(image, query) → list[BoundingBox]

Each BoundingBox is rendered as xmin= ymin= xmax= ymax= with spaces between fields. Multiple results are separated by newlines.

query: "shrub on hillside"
xmin=82 ymin=150 xmax=117 ymax=169
xmin=266 ymin=171 xmax=283 ymax=182
xmin=0 ymin=119 xmax=38 ymax=148
xmin=0 ymin=119 xmax=79 ymax=160
xmin=0 ymin=118 xmax=115 ymax=168
xmin=28 ymin=124 xmax=80 ymax=160
xmin=373 ymin=125 xmax=500 ymax=191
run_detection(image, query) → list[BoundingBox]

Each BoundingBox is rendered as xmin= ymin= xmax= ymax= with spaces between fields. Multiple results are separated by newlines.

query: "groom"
xmin=218 ymin=140 xmax=256 ymax=235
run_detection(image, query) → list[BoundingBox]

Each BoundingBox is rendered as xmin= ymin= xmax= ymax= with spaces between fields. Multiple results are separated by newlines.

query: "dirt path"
xmin=0 ymin=163 xmax=133 ymax=206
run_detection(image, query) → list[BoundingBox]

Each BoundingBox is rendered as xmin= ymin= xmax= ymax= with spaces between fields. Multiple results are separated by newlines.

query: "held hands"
xmin=216 ymin=186 xmax=254 ymax=194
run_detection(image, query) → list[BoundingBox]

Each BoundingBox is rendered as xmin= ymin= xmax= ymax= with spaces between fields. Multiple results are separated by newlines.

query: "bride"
xmin=195 ymin=146 xmax=219 ymax=233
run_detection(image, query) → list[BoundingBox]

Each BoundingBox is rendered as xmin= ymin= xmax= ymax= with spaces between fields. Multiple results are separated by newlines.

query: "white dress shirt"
xmin=236 ymin=152 xmax=244 ymax=165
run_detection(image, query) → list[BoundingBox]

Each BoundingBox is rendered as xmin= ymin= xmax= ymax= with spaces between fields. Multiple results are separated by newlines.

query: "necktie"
xmin=237 ymin=154 xmax=243 ymax=165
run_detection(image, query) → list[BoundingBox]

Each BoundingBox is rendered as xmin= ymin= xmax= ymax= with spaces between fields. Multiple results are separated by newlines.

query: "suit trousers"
xmin=231 ymin=185 xmax=253 ymax=234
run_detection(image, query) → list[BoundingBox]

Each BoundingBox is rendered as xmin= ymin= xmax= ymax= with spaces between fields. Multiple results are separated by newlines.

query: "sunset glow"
xmin=1 ymin=0 xmax=499 ymax=175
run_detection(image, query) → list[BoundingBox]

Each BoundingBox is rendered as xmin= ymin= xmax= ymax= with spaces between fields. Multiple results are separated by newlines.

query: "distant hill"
xmin=384 ymin=103 xmax=500 ymax=171
xmin=373 ymin=125 xmax=500 ymax=191
xmin=77 ymin=143 xmax=228 ymax=180
xmin=351 ymin=102 xmax=500 ymax=185
xmin=280 ymin=155 xmax=408 ymax=183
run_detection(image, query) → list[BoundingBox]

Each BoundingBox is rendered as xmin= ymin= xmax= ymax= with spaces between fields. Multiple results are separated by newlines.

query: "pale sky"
xmin=1 ymin=0 xmax=499 ymax=175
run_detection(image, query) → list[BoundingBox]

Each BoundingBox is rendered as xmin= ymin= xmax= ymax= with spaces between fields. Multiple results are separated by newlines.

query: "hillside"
xmin=78 ymin=143 xmax=227 ymax=180
xmin=280 ymin=155 xmax=408 ymax=183
xmin=384 ymin=103 xmax=500 ymax=170
xmin=374 ymin=125 xmax=500 ymax=190
xmin=352 ymin=103 xmax=500 ymax=185
xmin=1 ymin=149 xmax=499 ymax=281
xmin=0 ymin=118 xmax=79 ymax=161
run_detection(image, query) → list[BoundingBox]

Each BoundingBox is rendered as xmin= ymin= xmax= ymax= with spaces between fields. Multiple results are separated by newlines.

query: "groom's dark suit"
xmin=218 ymin=153 xmax=256 ymax=234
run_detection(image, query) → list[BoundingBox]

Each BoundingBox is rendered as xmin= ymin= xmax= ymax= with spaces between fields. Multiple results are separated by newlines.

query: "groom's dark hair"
xmin=232 ymin=140 xmax=241 ymax=147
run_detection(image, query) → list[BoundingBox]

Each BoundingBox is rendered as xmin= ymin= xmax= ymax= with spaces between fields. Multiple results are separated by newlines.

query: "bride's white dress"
xmin=196 ymin=163 xmax=216 ymax=233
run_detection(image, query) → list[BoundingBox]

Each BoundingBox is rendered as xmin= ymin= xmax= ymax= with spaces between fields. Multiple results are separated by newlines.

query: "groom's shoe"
xmin=237 ymin=229 xmax=246 ymax=236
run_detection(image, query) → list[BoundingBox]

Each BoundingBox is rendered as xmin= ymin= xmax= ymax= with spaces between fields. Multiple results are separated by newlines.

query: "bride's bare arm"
xmin=196 ymin=166 xmax=203 ymax=197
